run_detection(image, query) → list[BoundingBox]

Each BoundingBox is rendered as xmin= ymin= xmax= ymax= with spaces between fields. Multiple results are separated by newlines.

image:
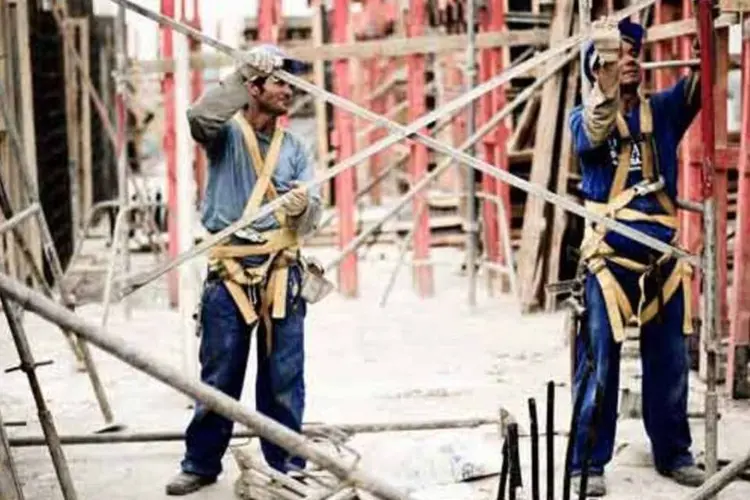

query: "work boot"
xmin=667 ymin=465 xmax=706 ymax=487
xmin=573 ymin=474 xmax=607 ymax=497
xmin=165 ymin=471 xmax=216 ymax=496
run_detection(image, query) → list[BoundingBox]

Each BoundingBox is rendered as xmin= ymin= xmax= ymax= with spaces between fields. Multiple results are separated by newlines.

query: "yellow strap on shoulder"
xmin=232 ymin=113 xmax=286 ymax=221
xmin=609 ymin=113 xmax=632 ymax=201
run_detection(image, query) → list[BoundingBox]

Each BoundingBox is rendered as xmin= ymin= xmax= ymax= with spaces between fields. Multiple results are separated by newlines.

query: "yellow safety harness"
xmin=579 ymin=98 xmax=694 ymax=343
xmin=207 ymin=113 xmax=301 ymax=352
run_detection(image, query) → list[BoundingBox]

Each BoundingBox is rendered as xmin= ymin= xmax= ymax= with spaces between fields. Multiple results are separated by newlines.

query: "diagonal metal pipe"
xmin=110 ymin=0 xmax=693 ymax=302
xmin=0 ymin=272 xmax=412 ymax=500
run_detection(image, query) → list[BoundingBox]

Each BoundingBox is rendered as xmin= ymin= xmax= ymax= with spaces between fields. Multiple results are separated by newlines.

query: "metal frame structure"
xmin=2 ymin=0 xmax=748 ymax=498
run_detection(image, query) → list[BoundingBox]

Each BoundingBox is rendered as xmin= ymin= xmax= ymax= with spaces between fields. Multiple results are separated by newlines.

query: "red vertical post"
xmin=679 ymin=0 xmax=702 ymax=318
xmin=728 ymin=17 xmax=750 ymax=398
xmin=491 ymin=0 xmax=509 ymax=266
xmin=407 ymin=0 xmax=434 ymax=296
xmin=332 ymin=0 xmax=358 ymax=297
xmin=653 ymin=2 xmax=677 ymax=91
xmin=161 ymin=0 xmax=179 ymax=307
xmin=479 ymin=6 xmax=499 ymax=273
xmin=365 ymin=0 xmax=384 ymax=205
xmin=257 ymin=0 xmax=276 ymax=42
xmin=187 ymin=0 xmax=205 ymax=204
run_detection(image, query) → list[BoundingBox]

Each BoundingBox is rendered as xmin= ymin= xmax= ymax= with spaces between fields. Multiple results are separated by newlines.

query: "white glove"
xmin=589 ymin=17 xmax=620 ymax=64
xmin=281 ymin=183 xmax=309 ymax=217
xmin=237 ymin=47 xmax=283 ymax=82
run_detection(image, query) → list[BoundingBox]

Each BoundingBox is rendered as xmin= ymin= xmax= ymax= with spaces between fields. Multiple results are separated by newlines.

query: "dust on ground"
xmin=2 ymin=240 xmax=750 ymax=500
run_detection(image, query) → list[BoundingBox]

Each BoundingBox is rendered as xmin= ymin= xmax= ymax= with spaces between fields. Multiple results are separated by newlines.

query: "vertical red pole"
xmin=680 ymin=0 xmax=702 ymax=319
xmin=714 ymin=29 xmax=730 ymax=338
xmin=366 ymin=0 xmax=384 ymax=205
xmin=161 ymin=0 xmax=179 ymax=307
xmin=728 ymin=17 xmax=750 ymax=398
xmin=332 ymin=0 xmax=358 ymax=297
xmin=188 ymin=0 xmax=205 ymax=204
xmin=479 ymin=7 xmax=499 ymax=273
xmin=407 ymin=0 xmax=434 ymax=296
xmin=258 ymin=0 xmax=275 ymax=42
xmin=491 ymin=0 xmax=509 ymax=266
xmin=653 ymin=2 xmax=677 ymax=91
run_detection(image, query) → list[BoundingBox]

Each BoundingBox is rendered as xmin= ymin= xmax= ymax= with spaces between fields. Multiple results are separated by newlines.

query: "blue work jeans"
xmin=571 ymin=261 xmax=694 ymax=477
xmin=180 ymin=265 xmax=307 ymax=478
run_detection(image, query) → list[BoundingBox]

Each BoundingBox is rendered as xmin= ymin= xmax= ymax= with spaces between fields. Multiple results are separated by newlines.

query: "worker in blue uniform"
xmin=568 ymin=16 xmax=707 ymax=497
xmin=165 ymin=44 xmax=322 ymax=496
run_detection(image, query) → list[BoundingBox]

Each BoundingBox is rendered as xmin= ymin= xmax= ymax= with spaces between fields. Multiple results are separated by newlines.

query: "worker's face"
xmin=249 ymin=76 xmax=293 ymax=115
xmin=618 ymin=40 xmax=642 ymax=88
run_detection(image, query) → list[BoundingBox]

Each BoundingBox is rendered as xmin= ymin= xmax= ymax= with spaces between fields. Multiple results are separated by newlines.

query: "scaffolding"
xmin=2 ymin=0 xmax=750 ymax=498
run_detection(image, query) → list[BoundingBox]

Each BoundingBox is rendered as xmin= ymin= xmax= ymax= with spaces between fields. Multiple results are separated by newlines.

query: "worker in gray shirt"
xmin=166 ymin=44 xmax=321 ymax=496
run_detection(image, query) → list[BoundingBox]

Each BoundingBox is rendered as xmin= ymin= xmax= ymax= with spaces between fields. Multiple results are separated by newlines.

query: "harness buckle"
xmin=633 ymin=175 xmax=665 ymax=196
xmin=234 ymin=227 xmax=268 ymax=244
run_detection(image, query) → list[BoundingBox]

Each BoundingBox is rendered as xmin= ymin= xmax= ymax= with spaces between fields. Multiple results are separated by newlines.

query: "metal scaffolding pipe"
xmin=0 ymin=272 xmax=411 ymax=500
xmin=0 ymin=203 xmax=40 ymax=236
xmin=111 ymin=0 xmax=692 ymax=303
xmin=7 ymin=417 xmax=500 ymax=447
xmin=697 ymin=0 xmax=720 ymax=479
xmin=686 ymin=449 xmax=750 ymax=500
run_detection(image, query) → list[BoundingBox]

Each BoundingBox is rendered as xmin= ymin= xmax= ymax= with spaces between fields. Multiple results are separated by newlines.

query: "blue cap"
xmin=254 ymin=43 xmax=309 ymax=76
xmin=582 ymin=19 xmax=645 ymax=85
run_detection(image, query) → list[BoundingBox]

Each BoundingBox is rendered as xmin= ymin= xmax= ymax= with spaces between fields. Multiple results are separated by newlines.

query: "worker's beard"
xmin=620 ymin=82 xmax=640 ymax=97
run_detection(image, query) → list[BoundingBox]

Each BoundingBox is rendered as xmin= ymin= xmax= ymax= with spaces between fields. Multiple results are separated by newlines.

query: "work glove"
xmin=237 ymin=47 xmax=283 ymax=82
xmin=281 ymin=182 xmax=309 ymax=217
xmin=589 ymin=17 xmax=621 ymax=66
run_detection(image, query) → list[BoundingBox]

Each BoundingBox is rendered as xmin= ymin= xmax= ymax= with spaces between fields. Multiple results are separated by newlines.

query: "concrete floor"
xmin=2 ymin=242 xmax=750 ymax=500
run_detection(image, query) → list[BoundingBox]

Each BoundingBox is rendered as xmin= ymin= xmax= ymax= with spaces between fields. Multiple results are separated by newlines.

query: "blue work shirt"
xmin=186 ymin=70 xmax=322 ymax=243
xmin=569 ymin=74 xmax=701 ymax=262
xmin=200 ymin=121 xmax=318 ymax=235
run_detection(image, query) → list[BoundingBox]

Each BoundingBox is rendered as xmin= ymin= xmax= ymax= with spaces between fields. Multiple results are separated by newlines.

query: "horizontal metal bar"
xmin=677 ymin=198 xmax=704 ymax=213
xmin=0 ymin=203 xmax=40 ymax=235
xmin=115 ymin=0 xmax=687 ymax=300
xmin=642 ymin=58 xmax=700 ymax=69
xmin=0 ymin=272 xmax=411 ymax=500
xmin=7 ymin=417 xmax=502 ymax=447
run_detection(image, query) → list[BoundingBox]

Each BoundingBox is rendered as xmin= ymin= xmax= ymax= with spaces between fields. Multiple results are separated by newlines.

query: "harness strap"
xmin=208 ymin=115 xmax=300 ymax=353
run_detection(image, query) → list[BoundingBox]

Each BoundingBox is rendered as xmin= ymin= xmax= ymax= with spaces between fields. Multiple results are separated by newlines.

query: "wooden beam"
xmin=9 ymin=0 xmax=41 ymax=276
xmin=516 ymin=0 xmax=576 ymax=313
xmin=131 ymin=29 xmax=550 ymax=74
xmin=545 ymin=57 xmax=579 ymax=312
xmin=645 ymin=13 xmax=737 ymax=43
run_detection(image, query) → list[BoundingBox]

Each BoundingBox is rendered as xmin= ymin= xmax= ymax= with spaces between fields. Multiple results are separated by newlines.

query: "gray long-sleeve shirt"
xmin=186 ymin=70 xmax=322 ymax=239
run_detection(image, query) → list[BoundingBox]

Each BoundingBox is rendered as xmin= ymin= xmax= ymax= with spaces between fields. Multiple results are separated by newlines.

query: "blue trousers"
xmin=571 ymin=261 xmax=694 ymax=476
xmin=181 ymin=265 xmax=307 ymax=478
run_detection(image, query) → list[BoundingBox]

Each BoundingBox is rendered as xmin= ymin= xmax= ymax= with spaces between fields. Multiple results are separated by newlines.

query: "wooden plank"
xmin=132 ymin=29 xmax=550 ymax=74
xmin=12 ymin=0 xmax=41 ymax=272
xmin=506 ymin=93 xmax=540 ymax=152
xmin=720 ymin=0 xmax=750 ymax=11
xmin=544 ymin=57 xmax=579 ymax=312
xmin=516 ymin=0 xmax=576 ymax=313
xmin=645 ymin=13 xmax=737 ymax=43
xmin=78 ymin=18 xmax=93 ymax=224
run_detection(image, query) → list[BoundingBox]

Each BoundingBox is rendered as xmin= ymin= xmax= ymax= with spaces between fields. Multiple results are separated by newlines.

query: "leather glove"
xmin=237 ymin=47 xmax=283 ymax=82
xmin=589 ymin=17 xmax=621 ymax=65
xmin=281 ymin=182 xmax=309 ymax=217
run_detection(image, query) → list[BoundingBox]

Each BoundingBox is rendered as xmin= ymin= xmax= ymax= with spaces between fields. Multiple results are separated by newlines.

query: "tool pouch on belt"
xmin=299 ymin=255 xmax=334 ymax=304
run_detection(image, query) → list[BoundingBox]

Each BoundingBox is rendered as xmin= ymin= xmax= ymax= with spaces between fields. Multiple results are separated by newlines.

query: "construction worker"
xmin=568 ymin=17 xmax=707 ymax=496
xmin=165 ymin=44 xmax=321 ymax=496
